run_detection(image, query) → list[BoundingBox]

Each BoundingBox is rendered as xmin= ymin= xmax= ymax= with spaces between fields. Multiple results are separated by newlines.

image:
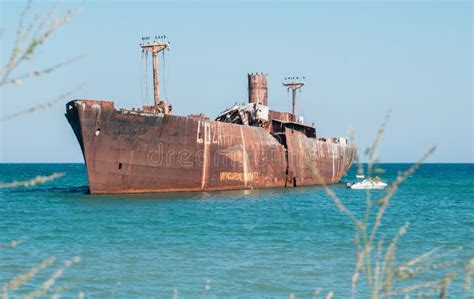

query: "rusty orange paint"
xmin=66 ymin=99 xmax=355 ymax=194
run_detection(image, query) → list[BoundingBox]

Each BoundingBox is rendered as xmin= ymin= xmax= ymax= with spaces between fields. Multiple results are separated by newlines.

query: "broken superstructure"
xmin=65 ymin=38 xmax=355 ymax=194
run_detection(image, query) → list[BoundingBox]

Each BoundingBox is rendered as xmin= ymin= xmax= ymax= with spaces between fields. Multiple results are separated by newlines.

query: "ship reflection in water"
xmin=65 ymin=38 xmax=355 ymax=194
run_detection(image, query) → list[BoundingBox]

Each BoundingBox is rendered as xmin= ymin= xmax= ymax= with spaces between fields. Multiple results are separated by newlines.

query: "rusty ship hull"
xmin=65 ymin=40 xmax=355 ymax=194
xmin=66 ymin=99 xmax=355 ymax=194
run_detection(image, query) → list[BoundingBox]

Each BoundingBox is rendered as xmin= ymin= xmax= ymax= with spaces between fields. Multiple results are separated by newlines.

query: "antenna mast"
xmin=140 ymin=36 xmax=170 ymax=112
xmin=282 ymin=77 xmax=305 ymax=117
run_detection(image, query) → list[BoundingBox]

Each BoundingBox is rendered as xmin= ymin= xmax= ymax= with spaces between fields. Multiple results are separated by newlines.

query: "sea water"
xmin=1 ymin=163 xmax=473 ymax=297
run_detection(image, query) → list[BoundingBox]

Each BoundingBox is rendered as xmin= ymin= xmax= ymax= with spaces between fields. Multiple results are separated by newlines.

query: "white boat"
xmin=347 ymin=177 xmax=387 ymax=190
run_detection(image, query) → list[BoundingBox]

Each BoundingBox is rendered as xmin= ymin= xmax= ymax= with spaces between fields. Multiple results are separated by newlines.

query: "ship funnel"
xmin=248 ymin=73 xmax=268 ymax=106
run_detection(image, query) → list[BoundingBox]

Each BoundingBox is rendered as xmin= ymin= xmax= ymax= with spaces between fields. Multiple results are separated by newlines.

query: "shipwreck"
xmin=65 ymin=38 xmax=356 ymax=194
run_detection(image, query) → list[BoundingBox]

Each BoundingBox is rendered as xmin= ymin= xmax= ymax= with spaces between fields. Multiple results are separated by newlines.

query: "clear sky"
xmin=1 ymin=1 xmax=472 ymax=163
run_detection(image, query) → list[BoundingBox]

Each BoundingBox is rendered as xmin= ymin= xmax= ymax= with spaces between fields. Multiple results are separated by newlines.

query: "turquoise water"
xmin=1 ymin=163 xmax=473 ymax=297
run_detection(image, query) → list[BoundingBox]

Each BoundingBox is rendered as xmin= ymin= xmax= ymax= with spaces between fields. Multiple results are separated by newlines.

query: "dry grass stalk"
xmin=317 ymin=179 xmax=364 ymax=229
xmin=7 ymin=54 xmax=87 ymax=85
xmin=313 ymin=111 xmax=473 ymax=298
xmin=351 ymin=250 xmax=364 ymax=299
xmin=397 ymin=260 xmax=460 ymax=282
xmin=395 ymin=246 xmax=463 ymax=281
xmin=373 ymin=237 xmax=385 ymax=297
xmin=0 ymin=1 xmax=82 ymax=87
xmin=312 ymin=287 xmax=322 ymax=298
xmin=0 ymin=82 xmax=85 ymax=121
xmin=366 ymin=109 xmax=391 ymax=177
xmin=2 ymin=257 xmax=56 ymax=298
xmin=438 ymin=272 xmax=456 ymax=299
xmin=393 ymin=279 xmax=440 ymax=296
xmin=465 ymin=256 xmax=474 ymax=291
xmin=0 ymin=239 xmax=26 ymax=249
xmin=381 ymin=222 xmax=408 ymax=298
xmin=50 ymin=285 xmax=71 ymax=297
xmin=368 ymin=146 xmax=436 ymax=247
xmin=21 ymin=256 xmax=81 ymax=299
xmin=1 ymin=1 xmax=85 ymax=123
xmin=312 ymin=141 xmax=435 ymax=297
xmin=1 ymin=241 xmax=80 ymax=298
xmin=324 ymin=115 xmax=472 ymax=298
xmin=349 ymin=129 xmax=364 ymax=179
xmin=349 ymin=110 xmax=391 ymax=292
xmin=0 ymin=4 xmax=82 ymax=295
xmin=0 ymin=172 xmax=65 ymax=188
xmin=400 ymin=246 xmax=444 ymax=269
xmin=324 ymin=291 xmax=334 ymax=299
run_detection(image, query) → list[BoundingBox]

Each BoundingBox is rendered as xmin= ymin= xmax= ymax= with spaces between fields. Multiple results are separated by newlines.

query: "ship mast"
xmin=140 ymin=36 xmax=170 ymax=112
xmin=283 ymin=77 xmax=305 ymax=117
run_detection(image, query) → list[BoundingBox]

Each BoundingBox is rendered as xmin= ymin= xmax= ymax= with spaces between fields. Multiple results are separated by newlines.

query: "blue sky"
xmin=1 ymin=1 xmax=472 ymax=162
